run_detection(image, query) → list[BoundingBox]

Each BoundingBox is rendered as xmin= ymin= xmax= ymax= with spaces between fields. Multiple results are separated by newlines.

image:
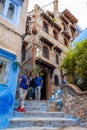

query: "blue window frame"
xmin=0 ymin=0 xmax=5 ymax=14
xmin=0 ymin=48 xmax=16 ymax=86
xmin=0 ymin=0 xmax=23 ymax=26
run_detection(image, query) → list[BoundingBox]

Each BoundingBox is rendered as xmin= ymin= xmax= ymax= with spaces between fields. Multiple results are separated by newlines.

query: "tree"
xmin=32 ymin=64 xmax=44 ymax=76
xmin=61 ymin=39 xmax=87 ymax=91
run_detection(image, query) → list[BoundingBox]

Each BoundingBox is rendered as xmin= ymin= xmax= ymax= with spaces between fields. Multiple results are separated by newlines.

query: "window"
xmin=43 ymin=45 xmax=49 ymax=59
xmin=0 ymin=56 xmax=11 ymax=85
xmin=64 ymin=37 xmax=68 ymax=47
xmin=71 ymin=29 xmax=75 ymax=38
xmin=43 ymin=22 xmax=48 ymax=33
xmin=21 ymin=45 xmax=26 ymax=62
xmin=53 ymin=29 xmax=58 ymax=40
xmin=0 ymin=0 xmax=5 ymax=14
xmin=0 ymin=0 xmax=22 ymax=25
xmin=62 ymin=22 xmax=67 ymax=31
xmin=54 ymin=75 xmax=59 ymax=86
xmin=7 ymin=3 xmax=14 ymax=20
xmin=56 ymin=54 xmax=59 ymax=65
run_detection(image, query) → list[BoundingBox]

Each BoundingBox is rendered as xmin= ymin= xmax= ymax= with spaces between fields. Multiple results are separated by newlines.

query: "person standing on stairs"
xmin=35 ymin=73 xmax=43 ymax=100
xmin=60 ymin=76 xmax=66 ymax=89
xmin=28 ymin=75 xmax=36 ymax=100
xmin=16 ymin=71 xmax=30 ymax=112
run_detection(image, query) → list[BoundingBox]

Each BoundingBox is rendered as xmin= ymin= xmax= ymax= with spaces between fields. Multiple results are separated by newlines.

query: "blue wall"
xmin=0 ymin=48 xmax=19 ymax=129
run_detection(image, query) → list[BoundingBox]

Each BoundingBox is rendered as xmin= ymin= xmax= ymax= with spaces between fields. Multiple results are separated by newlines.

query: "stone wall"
xmin=62 ymin=84 xmax=87 ymax=123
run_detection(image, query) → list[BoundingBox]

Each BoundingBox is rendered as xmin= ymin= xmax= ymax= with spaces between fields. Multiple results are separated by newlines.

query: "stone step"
xmin=13 ymin=111 xmax=76 ymax=119
xmin=15 ymin=100 xmax=62 ymax=107
xmin=14 ymin=105 xmax=48 ymax=112
xmin=13 ymin=111 xmax=64 ymax=118
xmin=15 ymin=100 xmax=49 ymax=106
xmin=14 ymin=100 xmax=50 ymax=112
xmin=6 ymin=126 xmax=61 ymax=130
xmin=14 ymin=100 xmax=62 ymax=112
xmin=8 ymin=117 xmax=79 ymax=128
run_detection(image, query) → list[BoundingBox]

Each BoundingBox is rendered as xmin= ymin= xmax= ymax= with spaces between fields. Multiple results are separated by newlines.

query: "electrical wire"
xmin=28 ymin=1 xmax=54 ymax=14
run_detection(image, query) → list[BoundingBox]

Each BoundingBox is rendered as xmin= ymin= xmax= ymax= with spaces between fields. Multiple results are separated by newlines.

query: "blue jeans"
xmin=29 ymin=87 xmax=35 ymax=98
xmin=35 ymin=87 xmax=41 ymax=100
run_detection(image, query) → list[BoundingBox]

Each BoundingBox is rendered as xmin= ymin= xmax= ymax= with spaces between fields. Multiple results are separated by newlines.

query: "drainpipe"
xmin=31 ymin=5 xmax=38 ymax=67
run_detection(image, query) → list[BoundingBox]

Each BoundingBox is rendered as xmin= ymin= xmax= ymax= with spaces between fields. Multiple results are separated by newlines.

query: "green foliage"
xmin=52 ymin=17 xmax=56 ymax=22
xmin=61 ymin=39 xmax=87 ymax=91
xmin=32 ymin=64 xmax=44 ymax=76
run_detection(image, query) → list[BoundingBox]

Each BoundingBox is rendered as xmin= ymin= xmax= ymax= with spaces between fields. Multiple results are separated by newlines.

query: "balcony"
xmin=40 ymin=36 xmax=54 ymax=47
xmin=62 ymin=9 xmax=78 ymax=24
xmin=60 ymin=15 xmax=69 ymax=24
xmin=62 ymin=29 xmax=71 ymax=39
xmin=69 ymin=23 xmax=76 ymax=31
xmin=53 ymin=22 xmax=62 ymax=31
xmin=42 ymin=13 xmax=53 ymax=23
xmin=42 ymin=13 xmax=62 ymax=31
xmin=35 ymin=57 xmax=56 ymax=71
xmin=38 ymin=27 xmax=68 ymax=52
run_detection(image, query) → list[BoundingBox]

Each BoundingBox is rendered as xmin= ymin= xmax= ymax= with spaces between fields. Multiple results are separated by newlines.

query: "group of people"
xmin=16 ymin=72 xmax=43 ymax=112
xmin=16 ymin=70 xmax=66 ymax=112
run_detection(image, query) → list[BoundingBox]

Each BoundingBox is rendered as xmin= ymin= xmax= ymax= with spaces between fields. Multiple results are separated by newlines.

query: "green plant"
xmin=52 ymin=17 xmax=56 ymax=22
xmin=16 ymin=61 xmax=21 ymax=66
xmin=61 ymin=39 xmax=87 ymax=91
xmin=32 ymin=64 xmax=44 ymax=76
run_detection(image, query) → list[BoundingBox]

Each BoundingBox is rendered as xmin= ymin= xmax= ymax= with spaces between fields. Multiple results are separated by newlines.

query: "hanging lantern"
xmin=32 ymin=26 xmax=37 ymax=35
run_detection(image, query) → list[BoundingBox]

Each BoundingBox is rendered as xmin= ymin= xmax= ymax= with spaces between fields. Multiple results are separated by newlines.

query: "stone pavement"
xmin=58 ymin=127 xmax=87 ymax=130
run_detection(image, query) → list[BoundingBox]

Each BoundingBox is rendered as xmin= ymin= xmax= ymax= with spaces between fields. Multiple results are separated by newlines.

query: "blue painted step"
xmin=14 ymin=100 xmax=49 ymax=112
xmin=15 ymin=100 xmax=49 ymax=106
xmin=8 ymin=117 xmax=78 ymax=128
xmin=6 ymin=126 xmax=62 ymax=130
xmin=13 ymin=111 xmax=64 ymax=118
xmin=6 ymin=100 xmax=79 ymax=129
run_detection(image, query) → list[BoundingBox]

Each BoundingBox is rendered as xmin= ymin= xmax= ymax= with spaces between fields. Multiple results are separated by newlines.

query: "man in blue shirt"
xmin=35 ymin=73 xmax=43 ymax=100
xmin=16 ymin=72 xmax=29 ymax=112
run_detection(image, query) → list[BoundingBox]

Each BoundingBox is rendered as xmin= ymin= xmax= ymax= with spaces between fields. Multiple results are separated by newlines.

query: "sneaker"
xmin=16 ymin=106 xmax=21 ymax=112
xmin=20 ymin=108 xmax=26 ymax=112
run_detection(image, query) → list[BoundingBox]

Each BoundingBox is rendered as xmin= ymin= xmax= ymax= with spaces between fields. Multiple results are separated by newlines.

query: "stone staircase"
xmin=6 ymin=100 xmax=79 ymax=130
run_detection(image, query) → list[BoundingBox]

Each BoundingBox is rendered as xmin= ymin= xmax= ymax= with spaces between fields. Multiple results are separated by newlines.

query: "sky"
xmin=28 ymin=0 xmax=87 ymax=30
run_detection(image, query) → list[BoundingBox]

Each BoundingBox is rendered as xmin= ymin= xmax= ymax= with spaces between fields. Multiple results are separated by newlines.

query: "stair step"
xmin=15 ymin=100 xmax=61 ymax=107
xmin=6 ymin=126 xmax=61 ymax=130
xmin=13 ymin=111 xmax=64 ymax=117
xmin=14 ymin=106 xmax=48 ymax=112
xmin=9 ymin=117 xmax=78 ymax=128
xmin=15 ymin=100 xmax=49 ymax=106
xmin=14 ymin=100 xmax=50 ymax=112
xmin=14 ymin=100 xmax=62 ymax=112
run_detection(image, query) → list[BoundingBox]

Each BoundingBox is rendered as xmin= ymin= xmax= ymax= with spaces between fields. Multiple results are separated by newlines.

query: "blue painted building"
xmin=0 ymin=48 xmax=19 ymax=129
xmin=0 ymin=0 xmax=29 ymax=129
